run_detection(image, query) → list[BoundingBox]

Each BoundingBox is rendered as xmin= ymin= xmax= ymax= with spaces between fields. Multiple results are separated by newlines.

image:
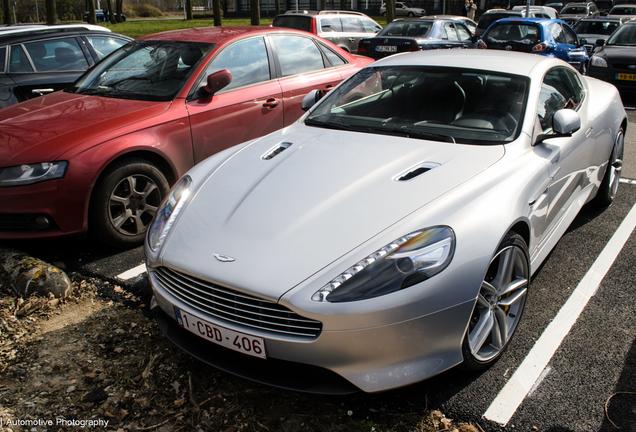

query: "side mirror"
xmin=580 ymin=37 xmax=587 ymax=45
xmin=301 ymin=89 xmax=323 ymax=111
xmin=203 ymin=69 xmax=232 ymax=95
xmin=596 ymin=38 xmax=605 ymax=47
xmin=535 ymin=109 xmax=581 ymax=144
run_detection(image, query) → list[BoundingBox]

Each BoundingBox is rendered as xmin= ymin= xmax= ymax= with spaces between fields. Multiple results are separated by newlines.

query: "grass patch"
xmin=72 ymin=15 xmax=387 ymax=39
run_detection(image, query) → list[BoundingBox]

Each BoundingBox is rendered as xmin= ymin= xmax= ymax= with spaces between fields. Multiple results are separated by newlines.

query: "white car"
xmin=380 ymin=1 xmax=426 ymax=17
xmin=145 ymin=50 xmax=626 ymax=393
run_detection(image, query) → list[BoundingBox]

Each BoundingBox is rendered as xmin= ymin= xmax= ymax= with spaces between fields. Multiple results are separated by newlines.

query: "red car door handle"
xmin=263 ymin=98 xmax=280 ymax=108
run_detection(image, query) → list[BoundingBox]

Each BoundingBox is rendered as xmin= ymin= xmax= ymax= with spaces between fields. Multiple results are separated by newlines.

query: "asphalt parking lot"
xmin=2 ymin=107 xmax=636 ymax=432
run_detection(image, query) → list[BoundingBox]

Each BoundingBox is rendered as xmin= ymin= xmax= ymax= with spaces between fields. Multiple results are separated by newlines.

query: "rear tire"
xmin=461 ymin=232 xmax=529 ymax=371
xmin=594 ymin=127 xmax=624 ymax=208
xmin=90 ymin=158 xmax=169 ymax=248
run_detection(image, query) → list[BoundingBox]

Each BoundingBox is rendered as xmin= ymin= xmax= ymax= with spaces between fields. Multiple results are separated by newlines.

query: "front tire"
xmin=90 ymin=158 xmax=169 ymax=248
xmin=407 ymin=11 xmax=414 ymax=16
xmin=461 ymin=232 xmax=529 ymax=371
xmin=594 ymin=128 xmax=624 ymax=208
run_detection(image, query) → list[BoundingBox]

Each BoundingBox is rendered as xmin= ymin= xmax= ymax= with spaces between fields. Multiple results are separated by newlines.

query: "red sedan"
xmin=0 ymin=27 xmax=373 ymax=248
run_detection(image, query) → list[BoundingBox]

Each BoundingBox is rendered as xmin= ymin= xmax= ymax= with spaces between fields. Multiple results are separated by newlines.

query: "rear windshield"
xmin=478 ymin=12 xmax=521 ymax=29
xmin=573 ymin=20 xmax=620 ymax=34
xmin=609 ymin=6 xmax=636 ymax=14
xmin=485 ymin=23 xmax=541 ymax=43
xmin=272 ymin=16 xmax=312 ymax=32
xmin=561 ymin=5 xmax=587 ymax=13
xmin=377 ymin=21 xmax=433 ymax=37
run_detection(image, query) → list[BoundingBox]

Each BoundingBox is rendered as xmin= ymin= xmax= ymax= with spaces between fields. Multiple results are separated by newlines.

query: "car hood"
xmin=598 ymin=44 xmax=636 ymax=63
xmin=161 ymin=126 xmax=505 ymax=301
xmin=0 ymin=91 xmax=170 ymax=166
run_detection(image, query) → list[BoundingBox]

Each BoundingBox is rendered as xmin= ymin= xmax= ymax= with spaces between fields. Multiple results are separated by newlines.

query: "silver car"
xmin=145 ymin=50 xmax=626 ymax=393
xmin=380 ymin=1 xmax=426 ymax=17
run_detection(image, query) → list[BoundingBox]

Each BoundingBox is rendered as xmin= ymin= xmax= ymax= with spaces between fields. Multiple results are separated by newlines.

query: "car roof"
xmin=137 ymin=26 xmax=321 ymax=44
xmin=277 ymin=10 xmax=368 ymax=16
xmin=0 ymin=23 xmax=111 ymax=36
xmin=578 ymin=16 xmax=622 ymax=20
xmin=483 ymin=8 xmax=521 ymax=14
xmin=374 ymin=48 xmax=560 ymax=75
xmin=491 ymin=17 xmax=560 ymax=25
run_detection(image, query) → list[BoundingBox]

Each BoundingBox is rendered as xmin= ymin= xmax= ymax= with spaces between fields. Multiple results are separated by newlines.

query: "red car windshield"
xmin=67 ymin=40 xmax=214 ymax=102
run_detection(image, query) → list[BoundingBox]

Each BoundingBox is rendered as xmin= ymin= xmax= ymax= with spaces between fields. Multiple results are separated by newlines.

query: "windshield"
xmin=607 ymin=24 xmax=636 ymax=45
xmin=377 ymin=21 xmax=433 ymax=37
xmin=610 ymin=6 xmax=636 ymax=14
xmin=67 ymin=40 xmax=214 ymax=101
xmin=561 ymin=6 xmax=587 ymax=13
xmin=573 ymin=20 xmax=620 ymax=34
xmin=305 ymin=66 xmax=529 ymax=145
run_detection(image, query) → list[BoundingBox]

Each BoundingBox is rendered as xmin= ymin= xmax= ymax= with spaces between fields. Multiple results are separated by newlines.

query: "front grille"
xmin=584 ymin=44 xmax=593 ymax=54
xmin=154 ymin=267 xmax=322 ymax=338
xmin=611 ymin=64 xmax=636 ymax=71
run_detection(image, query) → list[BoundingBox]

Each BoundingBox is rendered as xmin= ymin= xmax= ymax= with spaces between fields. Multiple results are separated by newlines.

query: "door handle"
xmin=323 ymin=85 xmax=333 ymax=94
xmin=32 ymin=88 xmax=54 ymax=95
xmin=263 ymin=98 xmax=280 ymax=108
xmin=348 ymin=38 xmax=356 ymax=42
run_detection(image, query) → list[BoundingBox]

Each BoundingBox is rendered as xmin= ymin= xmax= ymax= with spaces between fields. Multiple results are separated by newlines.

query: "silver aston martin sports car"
xmin=144 ymin=50 xmax=626 ymax=394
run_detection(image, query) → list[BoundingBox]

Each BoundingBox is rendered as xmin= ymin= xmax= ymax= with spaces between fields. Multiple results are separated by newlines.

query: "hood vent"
xmin=262 ymin=142 xmax=292 ymax=160
xmin=394 ymin=162 xmax=440 ymax=182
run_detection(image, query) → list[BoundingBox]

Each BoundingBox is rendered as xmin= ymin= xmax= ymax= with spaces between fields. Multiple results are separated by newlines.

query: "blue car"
xmin=478 ymin=18 xmax=589 ymax=73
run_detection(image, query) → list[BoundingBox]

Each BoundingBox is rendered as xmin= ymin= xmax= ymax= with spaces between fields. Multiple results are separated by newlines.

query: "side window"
xmin=271 ymin=35 xmax=325 ymax=76
xmin=550 ymin=22 xmax=566 ymax=43
xmin=204 ymin=37 xmax=270 ymax=91
xmin=320 ymin=17 xmax=343 ymax=32
xmin=361 ymin=18 xmax=382 ymax=33
xmin=562 ymin=25 xmax=578 ymax=45
xmin=319 ymin=43 xmax=347 ymax=66
xmin=9 ymin=45 xmax=34 ymax=72
xmin=0 ymin=47 xmax=5 ymax=72
xmin=24 ymin=37 xmax=89 ymax=72
xmin=85 ymin=35 xmax=129 ymax=59
xmin=341 ymin=16 xmax=364 ymax=32
xmin=456 ymin=24 xmax=472 ymax=42
xmin=443 ymin=22 xmax=459 ymax=41
xmin=537 ymin=68 xmax=584 ymax=133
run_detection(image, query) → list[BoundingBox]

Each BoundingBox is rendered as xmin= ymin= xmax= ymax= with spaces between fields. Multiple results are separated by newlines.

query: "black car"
xmin=83 ymin=9 xmax=126 ymax=23
xmin=476 ymin=9 xmax=523 ymax=36
xmin=0 ymin=26 xmax=131 ymax=109
xmin=572 ymin=16 xmax=622 ymax=53
xmin=357 ymin=17 xmax=477 ymax=60
xmin=588 ymin=20 xmax=636 ymax=96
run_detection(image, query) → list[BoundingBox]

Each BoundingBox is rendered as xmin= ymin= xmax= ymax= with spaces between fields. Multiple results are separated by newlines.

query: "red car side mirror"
xmin=203 ymin=69 xmax=232 ymax=95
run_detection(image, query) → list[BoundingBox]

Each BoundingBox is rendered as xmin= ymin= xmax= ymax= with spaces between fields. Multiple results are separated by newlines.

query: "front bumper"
xmin=589 ymin=65 xmax=636 ymax=97
xmin=0 ymin=179 xmax=89 ymax=239
xmin=149 ymin=268 xmax=474 ymax=393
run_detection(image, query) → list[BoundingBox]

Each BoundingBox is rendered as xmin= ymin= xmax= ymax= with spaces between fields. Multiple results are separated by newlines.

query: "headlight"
xmin=0 ymin=161 xmax=68 ymax=187
xmin=590 ymin=56 xmax=608 ymax=68
xmin=312 ymin=226 xmax=455 ymax=302
xmin=147 ymin=175 xmax=192 ymax=252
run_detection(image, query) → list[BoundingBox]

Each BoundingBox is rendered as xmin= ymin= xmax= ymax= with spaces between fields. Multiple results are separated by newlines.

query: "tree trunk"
xmin=340 ymin=0 xmax=345 ymax=10
xmin=45 ymin=0 xmax=57 ymax=23
xmin=320 ymin=0 xmax=326 ymax=10
xmin=386 ymin=0 xmax=395 ymax=23
xmin=105 ymin=0 xmax=117 ymax=24
xmin=3 ymin=0 xmax=11 ymax=25
xmin=213 ymin=0 xmax=222 ymax=25
xmin=250 ymin=0 xmax=260 ymax=25
xmin=275 ymin=0 xmax=280 ymax=15
xmin=115 ymin=0 xmax=123 ymax=23
xmin=185 ymin=0 xmax=193 ymax=19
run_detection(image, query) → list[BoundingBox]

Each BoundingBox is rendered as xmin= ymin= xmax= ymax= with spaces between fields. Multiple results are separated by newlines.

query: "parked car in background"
xmin=588 ymin=19 xmax=636 ymax=96
xmin=0 ymin=26 xmax=131 ymax=109
xmin=82 ymin=9 xmax=126 ymax=22
xmin=560 ymin=1 xmax=601 ymax=16
xmin=479 ymin=18 xmax=590 ymax=72
xmin=594 ymin=0 xmax=616 ymax=15
xmin=0 ymin=23 xmax=109 ymax=35
xmin=145 ymin=49 xmax=625 ymax=394
xmin=608 ymin=4 xmax=636 ymax=18
xmin=436 ymin=15 xmax=478 ymax=35
xmin=512 ymin=5 xmax=560 ymax=18
xmin=271 ymin=10 xmax=382 ymax=53
xmin=379 ymin=2 xmax=426 ymax=17
xmin=476 ymin=9 xmax=535 ymax=36
xmin=572 ymin=16 xmax=622 ymax=52
xmin=358 ymin=16 xmax=477 ymax=59
xmin=545 ymin=1 xmax=565 ymax=12
xmin=0 ymin=27 xmax=373 ymax=247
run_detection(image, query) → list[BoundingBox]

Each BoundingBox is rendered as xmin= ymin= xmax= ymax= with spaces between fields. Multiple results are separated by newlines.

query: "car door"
xmin=456 ymin=23 xmax=476 ymax=48
xmin=339 ymin=16 xmax=376 ymax=53
xmin=0 ymin=46 xmax=22 ymax=109
xmin=549 ymin=22 xmax=587 ymax=71
xmin=268 ymin=34 xmax=345 ymax=125
xmin=6 ymin=36 xmax=91 ymax=102
xmin=318 ymin=16 xmax=346 ymax=51
xmin=536 ymin=67 xmax=595 ymax=233
xmin=441 ymin=22 xmax=466 ymax=48
xmin=187 ymin=36 xmax=284 ymax=164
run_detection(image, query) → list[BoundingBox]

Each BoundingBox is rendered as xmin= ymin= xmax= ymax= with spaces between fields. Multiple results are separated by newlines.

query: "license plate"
xmin=616 ymin=73 xmax=636 ymax=81
xmin=376 ymin=45 xmax=397 ymax=52
xmin=174 ymin=307 xmax=266 ymax=359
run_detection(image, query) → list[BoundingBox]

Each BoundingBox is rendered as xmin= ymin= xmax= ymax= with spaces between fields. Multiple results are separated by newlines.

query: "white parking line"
xmin=484 ymin=202 xmax=636 ymax=426
xmin=117 ymin=263 xmax=147 ymax=280
xmin=620 ymin=178 xmax=636 ymax=185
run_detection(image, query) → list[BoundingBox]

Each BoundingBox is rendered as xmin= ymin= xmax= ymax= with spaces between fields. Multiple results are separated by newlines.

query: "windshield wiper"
xmin=304 ymin=118 xmax=362 ymax=131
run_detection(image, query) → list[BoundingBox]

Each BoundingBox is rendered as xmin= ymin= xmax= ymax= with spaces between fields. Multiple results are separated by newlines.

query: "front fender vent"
xmin=394 ymin=162 xmax=440 ymax=182
xmin=262 ymin=142 xmax=292 ymax=160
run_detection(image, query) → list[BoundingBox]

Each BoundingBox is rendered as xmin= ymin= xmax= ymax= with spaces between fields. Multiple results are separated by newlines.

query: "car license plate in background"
xmin=617 ymin=73 xmax=636 ymax=81
xmin=376 ymin=45 xmax=397 ymax=52
xmin=174 ymin=307 xmax=266 ymax=359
